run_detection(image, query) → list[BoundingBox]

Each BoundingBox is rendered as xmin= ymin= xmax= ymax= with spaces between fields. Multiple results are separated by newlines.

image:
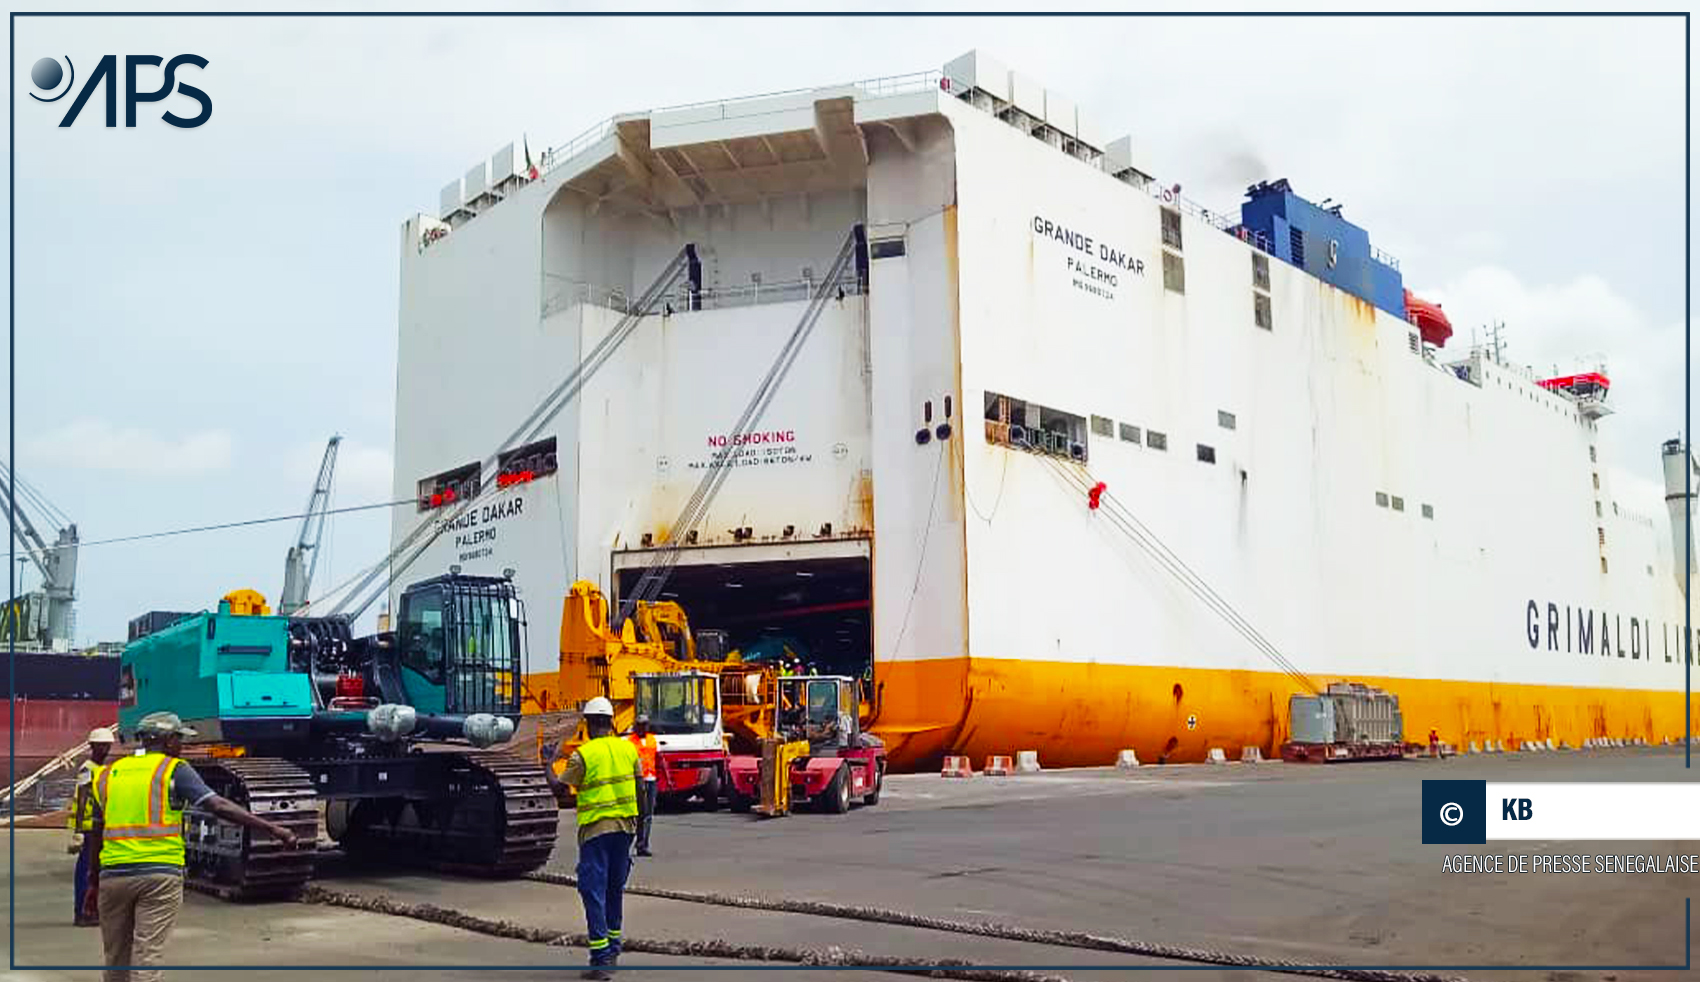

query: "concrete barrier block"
xmin=1206 ymin=747 xmax=1228 ymax=764
xmin=1467 ymin=742 xmax=1481 ymax=754
xmin=1014 ymin=750 xmax=1042 ymax=773
xmin=1240 ymin=746 xmax=1263 ymax=763
xmin=984 ymin=755 xmax=1014 ymax=776
xmin=1115 ymin=749 xmax=1140 ymax=769
xmin=941 ymin=755 xmax=974 ymax=778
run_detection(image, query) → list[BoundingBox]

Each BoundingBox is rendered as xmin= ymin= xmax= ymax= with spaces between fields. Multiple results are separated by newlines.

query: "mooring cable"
xmin=519 ymin=871 xmax=1468 ymax=982
xmin=299 ymin=885 xmax=1068 ymax=982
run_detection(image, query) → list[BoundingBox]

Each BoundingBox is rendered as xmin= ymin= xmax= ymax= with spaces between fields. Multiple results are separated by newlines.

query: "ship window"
xmin=1595 ymin=501 xmax=1603 ymax=518
xmin=1091 ymin=415 xmax=1114 ymax=438
xmin=1254 ymin=292 xmax=1272 ymax=330
xmin=1119 ymin=423 xmax=1141 ymax=444
xmin=1251 ymin=253 xmax=1270 ymax=290
xmin=1146 ymin=430 xmax=1168 ymax=451
xmin=1375 ymin=491 xmax=1389 ymax=508
xmin=982 ymin=390 xmax=1087 ymax=460
xmin=1391 ymin=496 xmax=1405 ymax=512
xmin=1421 ymin=503 xmax=1434 ymax=519
xmin=1593 ymin=472 xmax=1601 ymax=490
xmin=1601 ymin=556 xmax=1609 ymax=574
xmin=1196 ymin=444 xmax=1216 ymax=464
xmin=1597 ymin=527 xmax=1606 ymax=546
xmin=1217 ymin=410 xmax=1236 ymax=431
xmin=1589 ymin=445 xmax=1597 ymax=462
xmin=417 ymin=461 xmax=481 ymax=514
xmin=1161 ymin=208 xmax=1183 ymax=250
xmin=497 ymin=436 xmax=557 ymax=488
xmin=1163 ymin=251 xmax=1185 ymax=294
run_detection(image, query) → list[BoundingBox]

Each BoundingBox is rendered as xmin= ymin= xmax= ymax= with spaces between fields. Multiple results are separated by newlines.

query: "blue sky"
xmin=5 ymin=7 xmax=1691 ymax=644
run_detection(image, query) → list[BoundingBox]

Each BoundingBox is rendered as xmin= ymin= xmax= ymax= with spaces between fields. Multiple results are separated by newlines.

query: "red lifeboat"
xmin=1403 ymin=289 xmax=1452 ymax=348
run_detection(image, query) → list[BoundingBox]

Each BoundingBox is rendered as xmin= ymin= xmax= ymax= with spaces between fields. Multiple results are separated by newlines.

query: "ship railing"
xmin=542 ymin=273 xmax=864 ymax=319
xmin=536 ymin=64 xmax=1405 ymax=274
xmin=540 ymin=70 xmax=944 ymax=180
xmin=688 ymin=273 xmax=865 ymax=311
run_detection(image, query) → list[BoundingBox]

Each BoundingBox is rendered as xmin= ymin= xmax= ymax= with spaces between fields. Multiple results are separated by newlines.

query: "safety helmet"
xmin=583 ymin=696 xmax=615 ymax=717
xmin=87 ymin=727 xmax=115 ymax=744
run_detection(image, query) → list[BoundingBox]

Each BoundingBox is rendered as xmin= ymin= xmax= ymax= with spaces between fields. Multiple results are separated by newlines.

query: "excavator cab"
xmin=392 ymin=573 xmax=525 ymax=716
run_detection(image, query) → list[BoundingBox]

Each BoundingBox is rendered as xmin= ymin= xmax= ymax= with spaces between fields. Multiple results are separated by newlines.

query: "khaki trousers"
xmin=98 ymin=872 xmax=184 ymax=982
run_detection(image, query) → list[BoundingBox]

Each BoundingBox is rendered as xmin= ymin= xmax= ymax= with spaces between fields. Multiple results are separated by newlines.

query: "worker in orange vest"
xmin=628 ymin=716 xmax=659 ymax=857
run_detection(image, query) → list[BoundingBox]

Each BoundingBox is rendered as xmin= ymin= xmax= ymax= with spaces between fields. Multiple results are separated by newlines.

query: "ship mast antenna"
xmin=1485 ymin=320 xmax=1507 ymax=366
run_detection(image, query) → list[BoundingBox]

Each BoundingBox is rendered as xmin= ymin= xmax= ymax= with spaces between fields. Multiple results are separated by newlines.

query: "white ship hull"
xmin=391 ymin=56 xmax=1697 ymax=769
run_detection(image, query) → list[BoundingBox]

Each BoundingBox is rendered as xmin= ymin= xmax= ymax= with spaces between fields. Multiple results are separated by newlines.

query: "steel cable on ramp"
xmin=301 ymin=885 xmax=1069 ymax=982
xmin=615 ymin=227 xmax=863 ymax=627
xmin=1036 ymin=453 xmax=1320 ymax=695
xmin=328 ymin=246 xmax=696 ymax=620
xmin=518 ymin=871 xmax=1468 ymax=982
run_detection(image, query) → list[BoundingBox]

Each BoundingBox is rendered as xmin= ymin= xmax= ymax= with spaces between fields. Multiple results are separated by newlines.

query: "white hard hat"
xmin=87 ymin=728 xmax=115 ymax=744
xmin=583 ymin=696 xmax=615 ymax=718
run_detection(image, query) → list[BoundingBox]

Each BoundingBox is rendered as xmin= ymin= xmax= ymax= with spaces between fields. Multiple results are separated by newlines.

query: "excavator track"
xmin=182 ymin=756 xmax=321 ymax=901
xmin=333 ymin=750 xmax=558 ymax=878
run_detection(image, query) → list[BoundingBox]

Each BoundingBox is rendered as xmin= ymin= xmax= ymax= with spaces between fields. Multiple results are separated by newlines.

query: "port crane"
xmin=279 ymin=436 xmax=341 ymax=615
xmin=0 ymin=460 xmax=79 ymax=650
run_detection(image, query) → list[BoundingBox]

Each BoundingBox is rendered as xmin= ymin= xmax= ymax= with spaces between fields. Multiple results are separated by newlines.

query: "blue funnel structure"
xmin=1235 ymin=179 xmax=1406 ymax=320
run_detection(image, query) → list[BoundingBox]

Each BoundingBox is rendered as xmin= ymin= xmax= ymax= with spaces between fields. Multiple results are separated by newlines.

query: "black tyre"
xmin=863 ymin=762 xmax=883 ymax=806
xmin=821 ymin=764 xmax=851 ymax=814
xmin=729 ymin=791 xmax=754 ymax=813
xmin=695 ymin=767 xmax=723 ymax=811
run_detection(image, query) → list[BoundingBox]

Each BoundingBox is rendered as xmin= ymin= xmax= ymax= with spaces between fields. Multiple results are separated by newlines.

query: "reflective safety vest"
xmin=628 ymin=733 xmax=658 ymax=781
xmin=94 ymin=752 xmax=186 ymax=869
xmin=68 ymin=760 xmax=105 ymax=833
xmin=575 ymin=735 xmax=639 ymax=827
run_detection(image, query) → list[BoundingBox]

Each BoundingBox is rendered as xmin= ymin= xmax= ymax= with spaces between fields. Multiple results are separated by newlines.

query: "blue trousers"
xmin=577 ymin=831 xmax=633 ymax=965
xmin=73 ymin=840 xmax=91 ymax=921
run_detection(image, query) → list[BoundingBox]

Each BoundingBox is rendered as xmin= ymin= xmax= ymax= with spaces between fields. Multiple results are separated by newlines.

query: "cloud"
xmin=283 ymin=438 xmax=395 ymax=508
xmin=24 ymin=419 xmax=233 ymax=476
xmin=1419 ymin=265 xmax=1691 ymax=496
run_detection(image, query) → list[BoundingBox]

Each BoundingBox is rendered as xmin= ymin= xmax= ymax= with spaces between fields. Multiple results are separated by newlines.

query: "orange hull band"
xmin=524 ymin=658 xmax=1700 ymax=772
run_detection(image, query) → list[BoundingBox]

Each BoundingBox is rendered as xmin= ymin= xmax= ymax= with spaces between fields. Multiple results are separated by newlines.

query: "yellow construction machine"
xmin=545 ymin=581 xmax=778 ymax=808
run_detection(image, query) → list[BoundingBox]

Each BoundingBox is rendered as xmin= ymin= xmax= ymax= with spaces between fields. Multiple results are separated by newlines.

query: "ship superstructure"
xmin=390 ymin=52 xmax=1696 ymax=768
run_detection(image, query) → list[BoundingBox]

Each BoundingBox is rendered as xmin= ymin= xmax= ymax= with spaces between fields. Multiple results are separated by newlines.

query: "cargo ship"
xmin=388 ymin=51 xmax=1697 ymax=770
xmin=2 ymin=601 xmax=178 ymax=776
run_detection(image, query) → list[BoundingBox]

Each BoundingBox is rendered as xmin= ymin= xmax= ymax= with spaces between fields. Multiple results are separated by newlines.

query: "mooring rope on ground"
xmin=522 ymin=871 xmax=1468 ymax=982
xmin=298 ymin=885 xmax=1068 ymax=982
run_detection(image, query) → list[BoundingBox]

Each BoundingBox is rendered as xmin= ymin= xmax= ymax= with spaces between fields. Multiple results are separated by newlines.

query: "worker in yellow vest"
xmin=628 ymin=715 xmax=659 ymax=857
xmin=69 ymin=727 xmax=116 ymax=927
xmin=541 ymin=696 xmax=642 ymax=981
xmin=85 ymin=712 xmax=299 ymax=982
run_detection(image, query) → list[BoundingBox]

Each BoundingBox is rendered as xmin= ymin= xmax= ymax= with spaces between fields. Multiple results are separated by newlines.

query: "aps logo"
xmin=29 ymin=54 xmax=211 ymax=128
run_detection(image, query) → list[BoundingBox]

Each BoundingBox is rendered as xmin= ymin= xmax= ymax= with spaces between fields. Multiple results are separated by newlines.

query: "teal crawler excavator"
xmin=116 ymin=574 xmax=558 ymax=900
